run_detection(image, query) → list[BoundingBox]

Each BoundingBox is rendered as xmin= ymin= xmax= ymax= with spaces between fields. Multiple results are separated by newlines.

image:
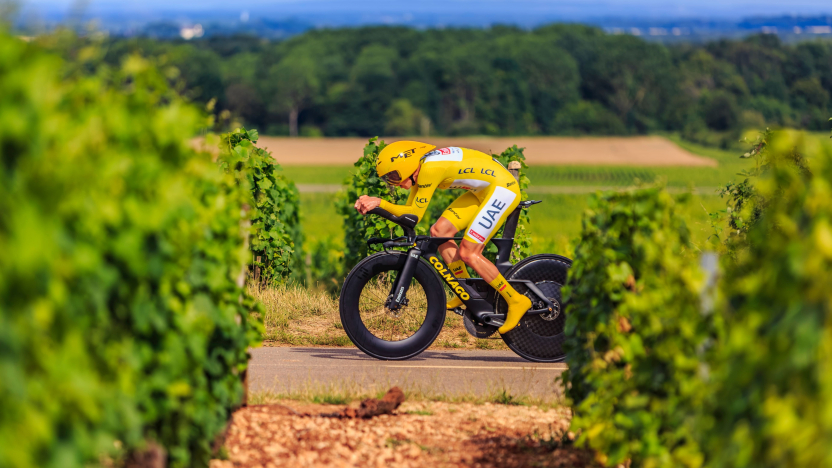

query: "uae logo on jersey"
xmin=476 ymin=199 xmax=509 ymax=229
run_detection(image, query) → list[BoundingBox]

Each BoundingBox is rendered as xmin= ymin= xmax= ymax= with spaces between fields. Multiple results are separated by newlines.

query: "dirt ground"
xmin=210 ymin=399 xmax=597 ymax=468
xmin=254 ymin=136 xmax=716 ymax=167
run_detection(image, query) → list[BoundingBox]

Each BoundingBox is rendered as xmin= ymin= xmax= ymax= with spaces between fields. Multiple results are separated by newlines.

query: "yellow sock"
xmin=449 ymin=260 xmax=471 ymax=279
xmin=490 ymin=274 xmax=532 ymax=334
xmin=446 ymin=260 xmax=470 ymax=309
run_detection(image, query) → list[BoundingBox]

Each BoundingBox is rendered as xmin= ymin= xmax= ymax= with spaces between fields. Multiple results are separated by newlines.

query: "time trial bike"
xmin=338 ymin=200 xmax=571 ymax=362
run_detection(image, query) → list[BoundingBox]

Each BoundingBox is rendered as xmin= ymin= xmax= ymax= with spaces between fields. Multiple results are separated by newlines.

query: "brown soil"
xmin=254 ymin=136 xmax=716 ymax=167
xmin=210 ymin=399 xmax=597 ymax=468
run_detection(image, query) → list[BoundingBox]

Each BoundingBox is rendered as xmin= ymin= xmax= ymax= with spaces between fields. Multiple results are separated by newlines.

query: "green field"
xmin=300 ymin=191 xmax=725 ymax=258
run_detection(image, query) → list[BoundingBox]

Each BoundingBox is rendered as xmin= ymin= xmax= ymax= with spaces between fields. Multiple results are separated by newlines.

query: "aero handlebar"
xmin=367 ymin=207 xmax=418 ymax=239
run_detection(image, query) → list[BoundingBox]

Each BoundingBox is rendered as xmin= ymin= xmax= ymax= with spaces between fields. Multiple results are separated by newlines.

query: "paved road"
xmin=249 ymin=347 xmax=567 ymax=401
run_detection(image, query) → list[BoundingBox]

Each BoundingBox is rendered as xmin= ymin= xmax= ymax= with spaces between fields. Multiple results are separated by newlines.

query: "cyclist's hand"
xmin=354 ymin=195 xmax=382 ymax=215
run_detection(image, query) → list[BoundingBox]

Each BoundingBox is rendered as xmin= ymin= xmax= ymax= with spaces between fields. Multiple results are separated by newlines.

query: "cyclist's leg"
xmin=457 ymin=185 xmax=530 ymax=334
xmin=457 ymin=184 xmax=520 ymax=280
xmin=432 ymin=192 xmax=481 ymax=267
xmin=432 ymin=192 xmax=481 ymax=309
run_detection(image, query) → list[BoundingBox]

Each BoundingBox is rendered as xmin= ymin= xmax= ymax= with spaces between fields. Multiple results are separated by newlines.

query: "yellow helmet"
xmin=376 ymin=140 xmax=436 ymax=185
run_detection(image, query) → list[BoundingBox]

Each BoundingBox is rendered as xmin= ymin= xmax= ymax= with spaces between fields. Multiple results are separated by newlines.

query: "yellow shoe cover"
xmin=498 ymin=295 xmax=532 ymax=334
xmin=446 ymin=296 xmax=464 ymax=310
xmin=489 ymin=274 xmax=532 ymax=334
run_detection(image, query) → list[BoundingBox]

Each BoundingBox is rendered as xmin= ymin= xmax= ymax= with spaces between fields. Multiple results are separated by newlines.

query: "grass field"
xmin=300 ymin=191 xmax=725 ymax=257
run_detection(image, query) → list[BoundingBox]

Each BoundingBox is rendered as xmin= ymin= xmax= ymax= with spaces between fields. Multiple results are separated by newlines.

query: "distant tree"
xmin=384 ymin=99 xmax=426 ymax=136
xmin=443 ymin=42 xmax=493 ymax=134
xmin=583 ymin=35 xmax=674 ymax=131
xmin=708 ymin=35 xmax=788 ymax=100
xmin=700 ymin=90 xmax=740 ymax=130
xmin=78 ymin=24 xmax=832 ymax=138
xmin=225 ymin=83 xmax=265 ymax=127
xmin=168 ymin=45 xmax=225 ymax=106
xmin=551 ymin=100 xmax=627 ymax=135
xmin=348 ymin=44 xmax=398 ymax=134
xmin=267 ymin=53 xmax=319 ymax=137
xmin=676 ymin=49 xmax=749 ymax=99
xmin=495 ymin=35 xmax=580 ymax=132
xmin=790 ymin=77 xmax=830 ymax=110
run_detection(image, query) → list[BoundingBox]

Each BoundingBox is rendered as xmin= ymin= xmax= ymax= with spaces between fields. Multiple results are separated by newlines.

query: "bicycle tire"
xmin=497 ymin=254 xmax=572 ymax=363
xmin=340 ymin=252 xmax=447 ymax=360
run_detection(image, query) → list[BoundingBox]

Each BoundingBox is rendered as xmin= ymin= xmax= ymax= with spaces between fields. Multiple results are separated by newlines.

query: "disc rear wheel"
xmin=497 ymin=254 xmax=572 ymax=362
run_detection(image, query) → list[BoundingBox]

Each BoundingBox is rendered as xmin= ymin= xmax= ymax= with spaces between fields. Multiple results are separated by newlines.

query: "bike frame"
xmin=367 ymin=201 xmax=557 ymax=329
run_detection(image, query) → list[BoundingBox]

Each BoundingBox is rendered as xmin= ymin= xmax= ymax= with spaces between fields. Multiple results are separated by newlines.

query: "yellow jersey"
xmin=379 ymin=147 xmax=521 ymax=244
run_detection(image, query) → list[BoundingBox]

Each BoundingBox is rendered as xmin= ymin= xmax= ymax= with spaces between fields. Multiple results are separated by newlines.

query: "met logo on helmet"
xmin=390 ymin=148 xmax=418 ymax=162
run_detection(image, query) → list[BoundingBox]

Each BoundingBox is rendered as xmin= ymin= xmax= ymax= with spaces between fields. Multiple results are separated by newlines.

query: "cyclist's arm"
xmin=378 ymin=170 xmax=441 ymax=221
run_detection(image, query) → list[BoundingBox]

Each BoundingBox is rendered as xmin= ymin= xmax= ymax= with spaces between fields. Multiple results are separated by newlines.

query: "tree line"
xmin=100 ymin=24 xmax=832 ymax=142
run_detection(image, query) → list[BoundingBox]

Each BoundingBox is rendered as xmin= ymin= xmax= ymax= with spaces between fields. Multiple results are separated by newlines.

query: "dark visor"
xmin=381 ymin=171 xmax=403 ymax=185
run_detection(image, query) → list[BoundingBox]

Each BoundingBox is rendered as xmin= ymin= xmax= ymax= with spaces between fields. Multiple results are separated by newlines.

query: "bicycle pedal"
xmin=452 ymin=307 xmax=465 ymax=316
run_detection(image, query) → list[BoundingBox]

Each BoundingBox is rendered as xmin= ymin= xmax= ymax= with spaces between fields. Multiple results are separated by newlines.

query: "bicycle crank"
xmin=463 ymin=313 xmax=498 ymax=339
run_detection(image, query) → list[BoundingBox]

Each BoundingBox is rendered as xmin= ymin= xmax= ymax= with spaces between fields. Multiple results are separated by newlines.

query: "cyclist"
xmin=354 ymin=141 xmax=532 ymax=334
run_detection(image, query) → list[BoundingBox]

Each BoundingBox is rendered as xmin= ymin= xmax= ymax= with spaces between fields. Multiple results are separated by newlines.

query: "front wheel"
xmin=339 ymin=252 xmax=447 ymax=360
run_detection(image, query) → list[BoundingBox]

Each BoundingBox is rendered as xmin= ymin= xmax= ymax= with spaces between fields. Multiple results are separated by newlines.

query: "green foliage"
xmin=708 ymin=128 xmax=811 ymax=255
xmin=89 ymin=27 xmax=831 ymax=137
xmin=307 ymin=236 xmax=345 ymax=294
xmin=384 ymin=98 xmax=427 ymax=136
xmin=562 ymin=187 xmax=717 ymax=467
xmin=0 ymin=33 xmax=261 ymax=467
xmin=218 ymin=128 xmax=303 ymax=283
xmin=700 ymin=91 xmax=740 ymax=131
xmin=551 ymin=100 xmax=627 ymax=135
xmin=336 ymin=137 xmax=408 ymax=269
xmin=264 ymin=52 xmax=320 ymax=137
xmin=703 ymin=131 xmax=832 ymax=467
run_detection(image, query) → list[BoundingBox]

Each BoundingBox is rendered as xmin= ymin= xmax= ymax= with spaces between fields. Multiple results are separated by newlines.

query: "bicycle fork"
xmin=387 ymin=249 xmax=484 ymax=312
xmin=386 ymin=249 xmax=422 ymax=310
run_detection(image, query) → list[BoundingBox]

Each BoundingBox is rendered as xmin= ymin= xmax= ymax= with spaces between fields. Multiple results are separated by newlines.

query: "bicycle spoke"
xmin=358 ymin=270 xmax=429 ymax=343
xmin=365 ymin=286 xmax=390 ymax=304
xmin=360 ymin=309 xmax=390 ymax=322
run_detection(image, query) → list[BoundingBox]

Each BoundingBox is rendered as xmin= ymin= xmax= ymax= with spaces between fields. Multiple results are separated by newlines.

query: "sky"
xmin=20 ymin=0 xmax=832 ymax=19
